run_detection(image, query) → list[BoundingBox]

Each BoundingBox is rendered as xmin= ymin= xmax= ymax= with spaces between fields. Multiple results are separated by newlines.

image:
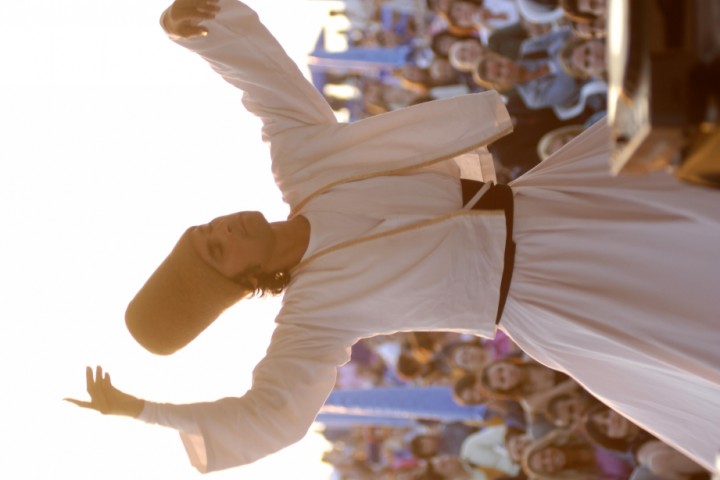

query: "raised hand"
xmin=165 ymin=0 xmax=221 ymax=39
xmin=65 ymin=366 xmax=145 ymax=418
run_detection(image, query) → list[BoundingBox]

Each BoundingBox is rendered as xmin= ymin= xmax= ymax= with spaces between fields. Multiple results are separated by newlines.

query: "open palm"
xmin=65 ymin=366 xmax=144 ymax=418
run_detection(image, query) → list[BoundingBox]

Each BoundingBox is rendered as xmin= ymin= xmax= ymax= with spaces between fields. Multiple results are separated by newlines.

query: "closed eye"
xmin=208 ymin=240 xmax=223 ymax=262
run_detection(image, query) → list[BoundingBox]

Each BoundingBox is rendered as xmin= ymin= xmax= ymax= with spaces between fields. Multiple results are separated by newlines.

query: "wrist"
xmin=122 ymin=396 xmax=146 ymax=418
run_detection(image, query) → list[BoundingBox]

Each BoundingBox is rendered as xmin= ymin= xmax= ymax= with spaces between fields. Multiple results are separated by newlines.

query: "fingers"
xmin=196 ymin=2 xmax=220 ymax=17
xmin=85 ymin=365 xmax=93 ymax=390
xmin=64 ymin=398 xmax=93 ymax=409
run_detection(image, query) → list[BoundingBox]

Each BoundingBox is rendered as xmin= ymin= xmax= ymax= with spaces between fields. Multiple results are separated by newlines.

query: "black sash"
xmin=461 ymin=179 xmax=516 ymax=325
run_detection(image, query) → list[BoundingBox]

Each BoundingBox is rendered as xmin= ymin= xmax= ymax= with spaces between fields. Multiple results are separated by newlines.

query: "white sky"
xmin=0 ymin=1 xmax=341 ymax=478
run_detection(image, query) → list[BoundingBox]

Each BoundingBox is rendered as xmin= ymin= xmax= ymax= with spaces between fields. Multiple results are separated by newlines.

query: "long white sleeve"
xmin=138 ymin=323 xmax=352 ymax=472
xmin=163 ymin=0 xmax=512 ymax=211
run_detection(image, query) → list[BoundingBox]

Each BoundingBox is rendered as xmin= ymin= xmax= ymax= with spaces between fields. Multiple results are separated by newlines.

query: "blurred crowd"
xmin=321 ymin=331 xmax=712 ymax=480
xmin=313 ymin=0 xmax=609 ymax=183
xmin=307 ymin=1 xmax=714 ymax=479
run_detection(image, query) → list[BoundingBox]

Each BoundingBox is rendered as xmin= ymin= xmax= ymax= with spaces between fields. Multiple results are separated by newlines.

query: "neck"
xmin=266 ymin=215 xmax=310 ymax=273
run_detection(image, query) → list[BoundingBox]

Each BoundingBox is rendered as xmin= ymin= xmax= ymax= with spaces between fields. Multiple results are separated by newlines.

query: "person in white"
xmin=67 ymin=0 xmax=720 ymax=475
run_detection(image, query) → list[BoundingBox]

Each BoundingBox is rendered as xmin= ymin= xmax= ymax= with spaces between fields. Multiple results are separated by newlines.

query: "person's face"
xmin=578 ymin=0 xmax=607 ymax=17
xmin=458 ymin=380 xmax=486 ymax=404
xmin=551 ymin=395 xmax=587 ymax=427
xmin=529 ymin=446 xmax=566 ymax=474
xmin=452 ymin=345 xmax=491 ymax=371
xmin=571 ymin=39 xmax=606 ymax=77
xmin=430 ymin=455 xmax=465 ymax=476
xmin=449 ymin=1 xmax=481 ymax=28
xmin=435 ymin=34 xmax=458 ymax=57
xmin=484 ymin=57 xmax=518 ymax=86
xmin=507 ymin=433 xmax=532 ymax=462
xmin=591 ymin=408 xmax=639 ymax=439
xmin=189 ymin=211 xmax=274 ymax=279
xmin=485 ymin=362 xmax=521 ymax=391
xmin=429 ymin=58 xmax=457 ymax=83
xmin=452 ymin=40 xmax=484 ymax=67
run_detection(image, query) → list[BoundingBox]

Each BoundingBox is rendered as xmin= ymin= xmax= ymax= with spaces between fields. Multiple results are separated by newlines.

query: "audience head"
xmin=448 ymin=38 xmax=487 ymax=72
xmin=431 ymin=30 xmax=469 ymax=58
xmin=504 ymin=426 xmax=533 ymax=463
xmin=445 ymin=0 xmax=485 ymax=30
xmin=410 ymin=433 xmax=442 ymax=459
xmin=453 ymin=372 xmax=487 ymax=405
xmin=479 ymin=358 xmax=526 ymax=399
xmin=522 ymin=430 xmax=598 ymax=480
xmin=582 ymin=403 xmax=642 ymax=452
xmin=559 ymin=37 xmax=607 ymax=79
xmin=443 ymin=340 xmax=493 ymax=371
xmin=537 ymin=125 xmax=585 ymax=160
xmin=473 ymin=54 xmax=519 ymax=91
xmin=545 ymin=390 xmax=600 ymax=427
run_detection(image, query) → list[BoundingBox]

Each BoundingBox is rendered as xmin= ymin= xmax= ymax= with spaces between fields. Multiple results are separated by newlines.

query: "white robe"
xmin=139 ymin=0 xmax=720 ymax=474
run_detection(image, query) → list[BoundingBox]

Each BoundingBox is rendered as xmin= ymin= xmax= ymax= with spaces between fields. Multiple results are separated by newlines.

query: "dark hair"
xmin=430 ymin=30 xmax=468 ymax=58
xmin=473 ymin=55 xmax=515 ymax=91
xmin=504 ymin=425 xmax=527 ymax=446
xmin=232 ymin=265 xmax=291 ymax=298
xmin=445 ymin=0 xmax=482 ymax=27
xmin=410 ymin=434 xmax=440 ymax=458
xmin=522 ymin=430 xmax=598 ymax=480
xmin=546 ymin=391 xmax=601 ymax=426
xmin=582 ymin=404 xmax=634 ymax=453
xmin=416 ymin=464 xmax=447 ymax=480
xmin=397 ymin=352 xmax=424 ymax=379
xmin=479 ymin=358 xmax=526 ymax=399
xmin=453 ymin=372 xmax=484 ymax=404
xmin=558 ymin=37 xmax=594 ymax=79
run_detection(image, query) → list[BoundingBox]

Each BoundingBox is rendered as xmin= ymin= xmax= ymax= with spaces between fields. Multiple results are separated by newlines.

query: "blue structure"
xmin=319 ymin=386 xmax=487 ymax=425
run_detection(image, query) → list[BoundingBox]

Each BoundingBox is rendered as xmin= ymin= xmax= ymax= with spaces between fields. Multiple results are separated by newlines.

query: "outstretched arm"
xmin=69 ymin=325 xmax=351 ymax=473
xmin=160 ymin=0 xmax=513 ymax=210
xmin=160 ymin=0 xmax=336 ymax=144
xmin=133 ymin=324 xmax=350 ymax=472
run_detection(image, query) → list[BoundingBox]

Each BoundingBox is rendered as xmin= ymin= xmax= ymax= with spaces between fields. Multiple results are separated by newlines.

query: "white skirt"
xmin=501 ymin=119 xmax=720 ymax=472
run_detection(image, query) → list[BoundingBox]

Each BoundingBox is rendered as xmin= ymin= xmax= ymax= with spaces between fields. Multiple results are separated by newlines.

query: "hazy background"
xmin=0 ymin=0 xmax=339 ymax=478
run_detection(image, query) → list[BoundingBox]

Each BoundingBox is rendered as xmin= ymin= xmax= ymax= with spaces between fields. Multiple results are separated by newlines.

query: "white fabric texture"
xmin=503 ymin=119 xmax=720 ymax=472
xmin=460 ymin=425 xmax=521 ymax=477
